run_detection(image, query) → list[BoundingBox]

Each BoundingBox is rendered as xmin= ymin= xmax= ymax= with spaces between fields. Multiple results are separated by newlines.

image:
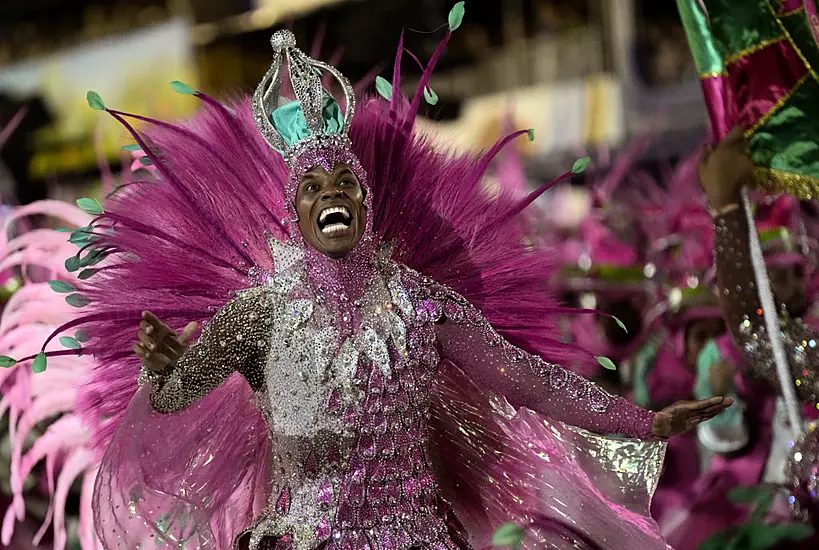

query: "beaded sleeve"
xmin=427 ymin=291 xmax=656 ymax=439
xmin=144 ymin=287 xmax=271 ymax=413
xmin=713 ymin=208 xmax=819 ymax=403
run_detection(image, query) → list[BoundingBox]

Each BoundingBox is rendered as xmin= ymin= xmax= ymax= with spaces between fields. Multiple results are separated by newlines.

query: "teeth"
xmin=319 ymin=206 xmax=351 ymax=223
xmin=321 ymin=223 xmax=349 ymax=234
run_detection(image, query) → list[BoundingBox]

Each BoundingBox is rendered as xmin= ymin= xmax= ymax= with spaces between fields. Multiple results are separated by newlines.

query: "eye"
xmin=339 ymin=179 xmax=353 ymax=187
xmin=305 ymin=183 xmax=320 ymax=193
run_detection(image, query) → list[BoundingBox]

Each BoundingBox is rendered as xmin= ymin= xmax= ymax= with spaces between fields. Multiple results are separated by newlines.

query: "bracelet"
xmin=709 ymin=202 xmax=740 ymax=218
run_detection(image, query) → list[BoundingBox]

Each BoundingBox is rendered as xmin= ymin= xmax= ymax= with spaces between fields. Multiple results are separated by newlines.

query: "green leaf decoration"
xmin=86 ymin=91 xmax=105 ymax=111
xmin=47 ymin=280 xmax=77 ymax=293
xmin=696 ymin=531 xmax=733 ymax=550
xmin=748 ymin=491 xmax=775 ymax=525
xmin=69 ymin=235 xmax=93 ymax=247
xmin=571 ymin=156 xmax=591 ymax=174
xmin=527 ymin=128 xmax=535 ymax=142
xmin=745 ymin=523 xmax=813 ymax=549
xmin=375 ymin=76 xmax=392 ymax=100
xmin=138 ymin=156 xmax=153 ymax=166
xmin=66 ymin=294 xmax=90 ymax=308
xmin=81 ymin=249 xmax=108 ymax=267
xmin=613 ymin=316 xmax=628 ymax=333
xmin=54 ymin=227 xmax=72 ymax=233
xmin=596 ymin=356 xmax=617 ymax=371
xmin=491 ymin=523 xmax=525 ymax=549
xmin=59 ymin=336 xmax=82 ymax=350
xmin=170 ymin=80 xmax=197 ymax=95
xmin=65 ymin=256 xmax=82 ymax=273
xmin=69 ymin=227 xmax=96 ymax=246
xmin=78 ymin=268 xmax=99 ymax=280
xmin=448 ymin=1 xmax=466 ymax=32
xmin=32 ymin=352 xmax=47 ymax=374
xmin=76 ymin=198 xmax=104 ymax=215
xmin=75 ymin=329 xmax=91 ymax=343
xmin=122 ymin=144 xmax=141 ymax=152
xmin=728 ymin=485 xmax=774 ymax=504
xmin=423 ymin=86 xmax=439 ymax=105
xmin=0 ymin=356 xmax=18 ymax=368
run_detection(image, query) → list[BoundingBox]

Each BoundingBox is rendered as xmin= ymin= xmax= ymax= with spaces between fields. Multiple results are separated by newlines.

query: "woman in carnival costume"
xmin=6 ymin=10 xmax=732 ymax=550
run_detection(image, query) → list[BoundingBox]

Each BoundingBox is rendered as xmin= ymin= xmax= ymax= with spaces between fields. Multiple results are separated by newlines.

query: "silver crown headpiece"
xmin=252 ymin=30 xmax=357 ymax=167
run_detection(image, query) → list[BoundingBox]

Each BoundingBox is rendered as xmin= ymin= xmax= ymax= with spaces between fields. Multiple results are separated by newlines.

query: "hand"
xmin=134 ymin=311 xmax=198 ymax=373
xmin=652 ymin=396 xmax=734 ymax=438
xmin=698 ymin=127 xmax=754 ymax=210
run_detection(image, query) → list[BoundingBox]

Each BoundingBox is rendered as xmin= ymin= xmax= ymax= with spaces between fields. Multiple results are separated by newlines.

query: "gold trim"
xmin=744 ymin=73 xmax=809 ymax=137
xmin=698 ymin=71 xmax=728 ymax=78
xmin=780 ymin=5 xmax=805 ymax=17
xmin=752 ymin=166 xmax=819 ymax=199
xmin=769 ymin=0 xmax=819 ymax=84
xmin=724 ymin=35 xmax=786 ymax=66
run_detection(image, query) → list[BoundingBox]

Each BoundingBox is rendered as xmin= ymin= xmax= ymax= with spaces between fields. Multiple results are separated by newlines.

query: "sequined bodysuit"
xmin=145 ymin=245 xmax=656 ymax=550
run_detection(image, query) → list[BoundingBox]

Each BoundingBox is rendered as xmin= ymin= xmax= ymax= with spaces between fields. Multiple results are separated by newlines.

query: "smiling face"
xmin=295 ymin=163 xmax=367 ymax=259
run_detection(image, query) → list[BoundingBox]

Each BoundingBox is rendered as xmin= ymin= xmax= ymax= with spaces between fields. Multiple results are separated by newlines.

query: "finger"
xmin=156 ymin=339 xmax=187 ymax=363
xmin=687 ymin=405 xmax=731 ymax=423
xmin=142 ymin=311 xmax=173 ymax=339
xmin=700 ymin=402 xmax=733 ymax=418
xmin=138 ymin=330 xmax=159 ymax=351
xmin=178 ymin=321 xmax=199 ymax=346
xmin=689 ymin=397 xmax=727 ymax=410
xmin=133 ymin=343 xmax=147 ymax=358
xmin=139 ymin=320 xmax=154 ymax=335
xmin=698 ymin=398 xmax=734 ymax=414
xmin=133 ymin=343 xmax=171 ymax=371
xmin=149 ymin=352 xmax=172 ymax=368
xmin=691 ymin=406 xmax=731 ymax=423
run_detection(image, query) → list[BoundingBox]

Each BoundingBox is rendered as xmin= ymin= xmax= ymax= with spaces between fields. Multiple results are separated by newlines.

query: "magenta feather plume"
xmin=45 ymin=40 xmax=589 ymax=458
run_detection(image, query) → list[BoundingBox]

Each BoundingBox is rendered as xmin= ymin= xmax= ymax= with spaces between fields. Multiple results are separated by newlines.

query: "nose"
xmin=320 ymin=188 xmax=344 ymax=201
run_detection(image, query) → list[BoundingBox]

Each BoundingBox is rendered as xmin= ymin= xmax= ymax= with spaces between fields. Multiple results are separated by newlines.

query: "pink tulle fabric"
xmin=429 ymin=365 xmax=668 ymax=550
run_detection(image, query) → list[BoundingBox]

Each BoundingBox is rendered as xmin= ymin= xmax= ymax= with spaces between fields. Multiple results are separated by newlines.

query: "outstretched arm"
xmin=701 ymin=129 xmax=819 ymax=402
xmin=433 ymin=295 xmax=730 ymax=439
xmin=139 ymin=287 xmax=270 ymax=413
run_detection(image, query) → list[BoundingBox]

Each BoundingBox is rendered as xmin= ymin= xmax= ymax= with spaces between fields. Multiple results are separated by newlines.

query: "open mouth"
xmin=317 ymin=205 xmax=353 ymax=235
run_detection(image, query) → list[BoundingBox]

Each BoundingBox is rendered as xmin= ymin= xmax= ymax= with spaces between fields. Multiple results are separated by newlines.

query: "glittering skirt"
xmin=92 ymin=368 xmax=668 ymax=550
